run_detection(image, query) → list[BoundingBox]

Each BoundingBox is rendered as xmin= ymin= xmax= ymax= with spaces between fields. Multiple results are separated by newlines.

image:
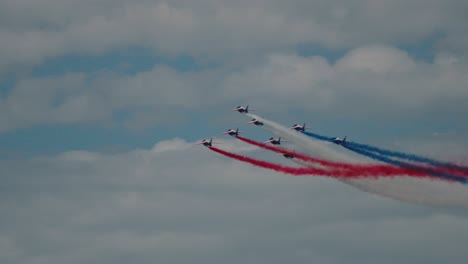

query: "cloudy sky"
xmin=1 ymin=0 xmax=468 ymax=263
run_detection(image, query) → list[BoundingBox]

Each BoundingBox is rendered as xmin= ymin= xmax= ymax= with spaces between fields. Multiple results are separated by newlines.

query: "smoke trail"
xmin=289 ymin=157 xmax=468 ymax=207
xmin=302 ymin=130 xmax=468 ymax=174
xmin=344 ymin=141 xmax=468 ymax=172
xmin=235 ymin=136 xmax=434 ymax=177
xmin=243 ymin=113 xmax=468 ymax=207
xmin=209 ymin=146 xmax=328 ymax=176
xmin=303 ymin=131 xmax=334 ymax=142
xmin=342 ymin=144 xmax=467 ymax=184
xmin=287 ymin=157 xmax=404 ymax=198
xmin=342 ymin=142 xmax=468 ymax=178
xmin=235 ymin=136 xmax=351 ymax=169
xmin=246 ymin=113 xmax=354 ymax=162
xmin=209 ymin=146 xmax=435 ymax=180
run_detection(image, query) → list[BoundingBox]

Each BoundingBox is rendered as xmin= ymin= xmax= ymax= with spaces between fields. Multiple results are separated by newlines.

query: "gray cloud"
xmin=1 ymin=0 xmax=467 ymax=72
xmin=2 ymin=2 xmax=468 ymax=263
xmin=225 ymin=46 xmax=468 ymax=119
xmin=0 ymin=72 xmax=110 ymax=131
xmin=1 ymin=45 xmax=467 ymax=132
xmin=1 ymin=137 xmax=468 ymax=264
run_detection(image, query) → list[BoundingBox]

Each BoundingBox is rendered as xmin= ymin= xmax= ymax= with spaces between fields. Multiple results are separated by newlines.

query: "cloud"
xmin=0 ymin=65 xmax=221 ymax=132
xmin=1 ymin=2 xmax=467 ymax=133
xmin=1 ymin=2 xmax=468 ymax=263
xmin=0 ymin=72 xmax=112 ymax=131
xmin=151 ymin=138 xmax=191 ymax=153
xmin=336 ymin=45 xmax=416 ymax=74
xmin=1 ymin=45 xmax=467 ymax=133
xmin=225 ymin=46 xmax=468 ymax=119
xmin=56 ymin=150 xmax=102 ymax=162
xmin=1 ymin=137 xmax=468 ymax=264
xmin=0 ymin=0 xmax=467 ymax=72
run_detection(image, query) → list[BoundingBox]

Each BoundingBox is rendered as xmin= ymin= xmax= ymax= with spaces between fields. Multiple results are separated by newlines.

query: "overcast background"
xmin=1 ymin=1 xmax=468 ymax=263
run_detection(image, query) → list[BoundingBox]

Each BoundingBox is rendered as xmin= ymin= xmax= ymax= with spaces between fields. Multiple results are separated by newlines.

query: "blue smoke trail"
xmin=344 ymin=141 xmax=468 ymax=171
xmin=303 ymin=131 xmax=334 ymax=142
xmin=342 ymin=145 xmax=467 ymax=184
xmin=302 ymin=131 xmax=468 ymax=171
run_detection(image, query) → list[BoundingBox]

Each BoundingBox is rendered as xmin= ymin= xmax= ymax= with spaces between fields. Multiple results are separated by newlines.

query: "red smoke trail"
xmin=434 ymin=166 xmax=468 ymax=178
xmin=209 ymin=147 xmax=432 ymax=179
xmin=236 ymin=136 xmax=345 ymax=167
xmin=236 ymin=136 xmax=422 ymax=173
xmin=302 ymin=131 xmax=468 ymax=178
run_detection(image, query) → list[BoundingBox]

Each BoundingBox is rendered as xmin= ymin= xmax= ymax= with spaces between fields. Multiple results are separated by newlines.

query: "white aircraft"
xmin=290 ymin=123 xmax=306 ymax=132
xmin=248 ymin=118 xmax=263 ymax=126
xmin=264 ymin=137 xmax=284 ymax=145
xmin=197 ymin=138 xmax=213 ymax=147
xmin=332 ymin=136 xmax=347 ymax=145
xmin=232 ymin=105 xmax=250 ymax=113
xmin=223 ymin=128 xmax=242 ymax=136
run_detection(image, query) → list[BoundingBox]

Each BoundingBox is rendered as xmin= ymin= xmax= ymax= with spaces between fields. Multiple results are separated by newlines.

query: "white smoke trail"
xmin=289 ymin=156 xmax=468 ymax=207
xmin=247 ymin=113 xmax=357 ymax=162
xmin=246 ymin=113 xmax=468 ymax=207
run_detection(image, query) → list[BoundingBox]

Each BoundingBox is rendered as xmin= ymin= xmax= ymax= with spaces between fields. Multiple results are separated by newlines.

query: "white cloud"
xmin=1 ymin=137 xmax=468 ymax=264
xmin=336 ymin=45 xmax=416 ymax=74
xmin=0 ymin=72 xmax=115 ymax=131
xmin=224 ymin=46 xmax=468 ymax=119
xmin=1 ymin=1 xmax=467 ymax=132
xmin=56 ymin=150 xmax=102 ymax=162
xmin=2 ymin=2 xmax=468 ymax=262
xmin=1 ymin=45 xmax=467 ymax=132
xmin=0 ymin=0 xmax=467 ymax=72
xmin=151 ymin=138 xmax=191 ymax=153
xmin=0 ymin=65 xmax=220 ymax=132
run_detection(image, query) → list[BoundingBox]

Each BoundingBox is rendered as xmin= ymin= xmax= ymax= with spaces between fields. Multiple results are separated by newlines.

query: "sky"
xmin=1 ymin=0 xmax=468 ymax=263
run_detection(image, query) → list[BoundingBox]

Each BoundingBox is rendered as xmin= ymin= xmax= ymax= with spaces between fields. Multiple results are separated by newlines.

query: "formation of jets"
xmin=199 ymin=105 xmax=348 ymax=159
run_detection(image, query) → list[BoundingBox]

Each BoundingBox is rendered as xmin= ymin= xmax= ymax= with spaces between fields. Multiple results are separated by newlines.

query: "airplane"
xmin=197 ymin=138 xmax=213 ymax=147
xmin=290 ymin=123 xmax=306 ymax=132
xmin=223 ymin=128 xmax=241 ymax=136
xmin=248 ymin=118 xmax=263 ymax=126
xmin=264 ymin=137 xmax=283 ymax=145
xmin=232 ymin=105 xmax=250 ymax=113
xmin=332 ymin=136 xmax=347 ymax=145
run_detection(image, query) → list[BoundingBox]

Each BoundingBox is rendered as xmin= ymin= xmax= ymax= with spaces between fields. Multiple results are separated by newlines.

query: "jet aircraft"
xmin=332 ymin=136 xmax=347 ymax=145
xmin=264 ymin=137 xmax=283 ymax=145
xmin=197 ymin=138 xmax=213 ymax=147
xmin=232 ymin=105 xmax=250 ymax=113
xmin=223 ymin=128 xmax=241 ymax=136
xmin=290 ymin=123 xmax=306 ymax=132
xmin=248 ymin=118 xmax=263 ymax=126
